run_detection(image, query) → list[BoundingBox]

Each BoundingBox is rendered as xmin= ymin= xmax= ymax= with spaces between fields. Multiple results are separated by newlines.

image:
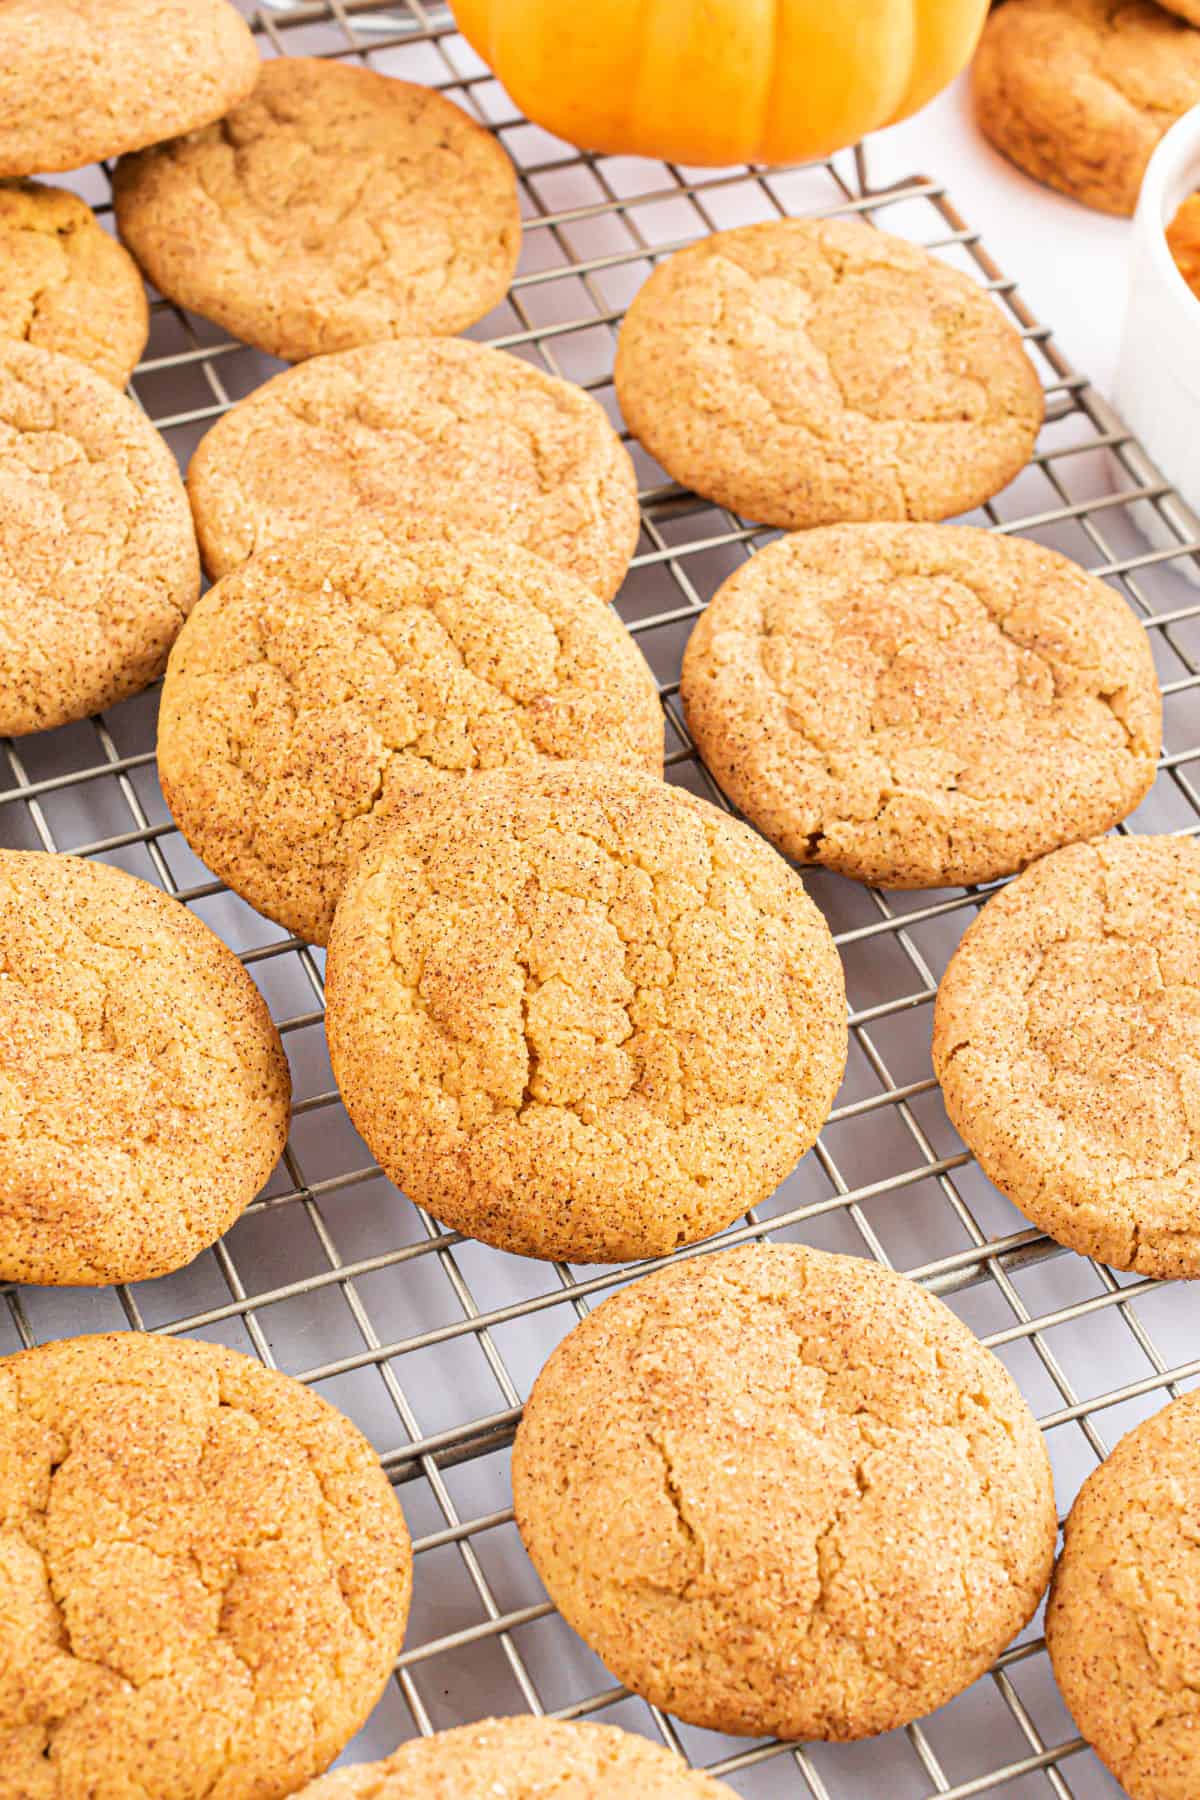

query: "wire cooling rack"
xmin=10 ymin=3 xmax=1200 ymax=1795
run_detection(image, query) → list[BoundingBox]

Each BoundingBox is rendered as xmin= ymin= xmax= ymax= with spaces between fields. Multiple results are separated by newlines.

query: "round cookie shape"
xmin=933 ymin=834 xmax=1200 ymax=1277
xmin=0 ymin=339 xmax=200 ymax=735
xmin=113 ymin=58 xmax=521 ymax=363
xmin=324 ymin=765 xmax=847 ymax=1264
xmin=0 ymin=1331 xmax=411 ymax=1798
xmin=187 ymin=337 xmax=640 ymax=598
xmin=157 ymin=526 xmax=664 ymax=947
xmin=296 ymin=1718 xmax=727 ymax=1798
xmin=0 ymin=181 xmax=148 ymax=387
xmin=1046 ymin=1393 xmax=1200 ymax=1800
xmin=972 ymin=0 xmax=1200 ymax=217
xmin=681 ymin=523 xmax=1160 ymax=890
xmin=0 ymin=851 xmax=290 ymax=1285
xmin=513 ymin=1243 xmax=1056 ymax=1741
xmin=613 ymin=218 xmax=1043 ymax=530
xmin=0 ymin=0 xmax=260 ymax=180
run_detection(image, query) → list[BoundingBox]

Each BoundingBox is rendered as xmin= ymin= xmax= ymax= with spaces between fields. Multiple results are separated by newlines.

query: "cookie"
xmin=0 ymin=0 xmax=260 ymax=180
xmin=187 ymin=337 xmax=640 ymax=598
xmin=114 ymin=58 xmax=520 ymax=363
xmin=325 ymin=765 xmax=847 ymax=1264
xmin=0 ymin=851 xmax=290 ymax=1285
xmin=1046 ymin=1393 xmax=1200 ymax=1800
xmin=158 ymin=526 xmax=663 ymax=947
xmin=0 ymin=339 xmax=200 ymax=734
xmin=972 ymin=0 xmax=1200 ymax=216
xmin=0 ymin=181 xmax=148 ymax=387
xmin=681 ymin=523 xmax=1160 ymax=890
xmin=613 ymin=217 xmax=1043 ymax=530
xmin=295 ymin=1718 xmax=727 ymax=1798
xmin=513 ymin=1242 xmax=1056 ymax=1741
xmin=0 ymin=1330 xmax=411 ymax=1798
xmin=933 ymin=834 xmax=1200 ymax=1277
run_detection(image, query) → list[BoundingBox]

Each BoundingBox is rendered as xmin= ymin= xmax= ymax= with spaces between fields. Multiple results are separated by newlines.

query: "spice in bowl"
xmin=1166 ymin=193 xmax=1200 ymax=300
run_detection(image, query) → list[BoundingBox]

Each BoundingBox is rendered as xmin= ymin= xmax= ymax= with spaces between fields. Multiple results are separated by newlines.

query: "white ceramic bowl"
xmin=1116 ymin=105 xmax=1200 ymax=554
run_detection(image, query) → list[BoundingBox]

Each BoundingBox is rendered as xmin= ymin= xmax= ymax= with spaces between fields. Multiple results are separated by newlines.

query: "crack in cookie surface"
xmin=324 ymin=765 xmax=847 ymax=1262
xmin=0 ymin=182 xmax=147 ymax=387
xmin=513 ymin=1244 xmax=1056 ymax=1741
xmin=614 ymin=218 xmax=1043 ymax=529
xmin=0 ymin=1333 xmax=411 ymax=1800
xmin=0 ymin=852 xmax=290 ymax=1285
xmin=113 ymin=59 xmax=520 ymax=362
xmin=0 ymin=340 xmax=199 ymax=734
xmin=933 ymin=836 xmax=1200 ymax=1276
xmin=1047 ymin=1391 xmax=1200 ymax=1800
xmin=681 ymin=523 xmax=1160 ymax=889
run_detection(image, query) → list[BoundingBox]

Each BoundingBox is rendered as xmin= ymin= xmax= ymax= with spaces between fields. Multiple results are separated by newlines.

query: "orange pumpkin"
xmin=451 ymin=0 xmax=989 ymax=167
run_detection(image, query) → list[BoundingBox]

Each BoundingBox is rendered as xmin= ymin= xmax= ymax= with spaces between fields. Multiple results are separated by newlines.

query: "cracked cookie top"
xmin=972 ymin=0 xmax=1200 ymax=215
xmin=113 ymin=58 xmax=521 ymax=363
xmin=0 ymin=1331 xmax=411 ymax=1800
xmin=324 ymin=765 xmax=847 ymax=1264
xmin=0 ymin=181 xmax=148 ymax=388
xmin=513 ymin=1243 xmax=1055 ymax=1741
xmin=1046 ymin=1392 xmax=1200 ymax=1800
xmin=296 ymin=1717 xmax=727 ymax=1797
xmin=613 ymin=218 xmax=1043 ymax=530
xmin=187 ymin=336 xmax=641 ymax=599
xmin=0 ymin=339 xmax=200 ymax=735
xmin=933 ymin=835 xmax=1200 ymax=1277
xmin=0 ymin=851 xmax=290 ymax=1285
xmin=0 ymin=0 xmax=260 ymax=180
xmin=681 ymin=524 xmax=1160 ymax=890
xmin=157 ymin=525 xmax=664 ymax=947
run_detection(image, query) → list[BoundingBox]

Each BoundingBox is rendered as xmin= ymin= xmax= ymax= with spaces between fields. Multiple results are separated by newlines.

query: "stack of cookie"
xmin=0 ymin=4 xmax=1191 ymax=1797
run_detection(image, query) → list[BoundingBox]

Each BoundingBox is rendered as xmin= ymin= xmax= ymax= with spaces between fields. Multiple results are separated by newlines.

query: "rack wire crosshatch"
xmin=11 ymin=3 xmax=1200 ymax=1794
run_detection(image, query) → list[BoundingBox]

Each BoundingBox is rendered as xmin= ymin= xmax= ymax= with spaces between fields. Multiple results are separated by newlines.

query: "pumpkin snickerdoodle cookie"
xmin=0 ymin=851 xmax=290 ymax=1286
xmin=325 ymin=765 xmax=847 ymax=1264
xmin=114 ymin=58 xmax=520 ymax=363
xmin=0 ymin=1330 xmax=411 ymax=1799
xmin=613 ymin=217 xmax=1043 ymax=529
xmin=0 ymin=181 xmax=148 ymax=387
xmin=0 ymin=0 xmax=260 ymax=180
xmin=296 ymin=1718 xmax=728 ymax=1797
xmin=972 ymin=0 xmax=1200 ymax=216
xmin=513 ymin=1243 xmax=1056 ymax=1740
xmin=933 ymin=834 xmax=1200 ymax=1278
xmin=158 ymin=526 xmax=663 ymax=946
xmin=1046 ymin=1393 xmax=1200 ymax=1800
xmin=0 ymin=340 xmax=199 ymax=735
xmin=682 ymin=524 xmax=1160 ymax=890
xmin=187 ymin=337 xmax=640 ymax=597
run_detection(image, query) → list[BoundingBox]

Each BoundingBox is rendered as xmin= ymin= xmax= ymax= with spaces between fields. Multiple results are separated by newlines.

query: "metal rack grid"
xmin=8 ymin=3 xmax=1200 ymax=1794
